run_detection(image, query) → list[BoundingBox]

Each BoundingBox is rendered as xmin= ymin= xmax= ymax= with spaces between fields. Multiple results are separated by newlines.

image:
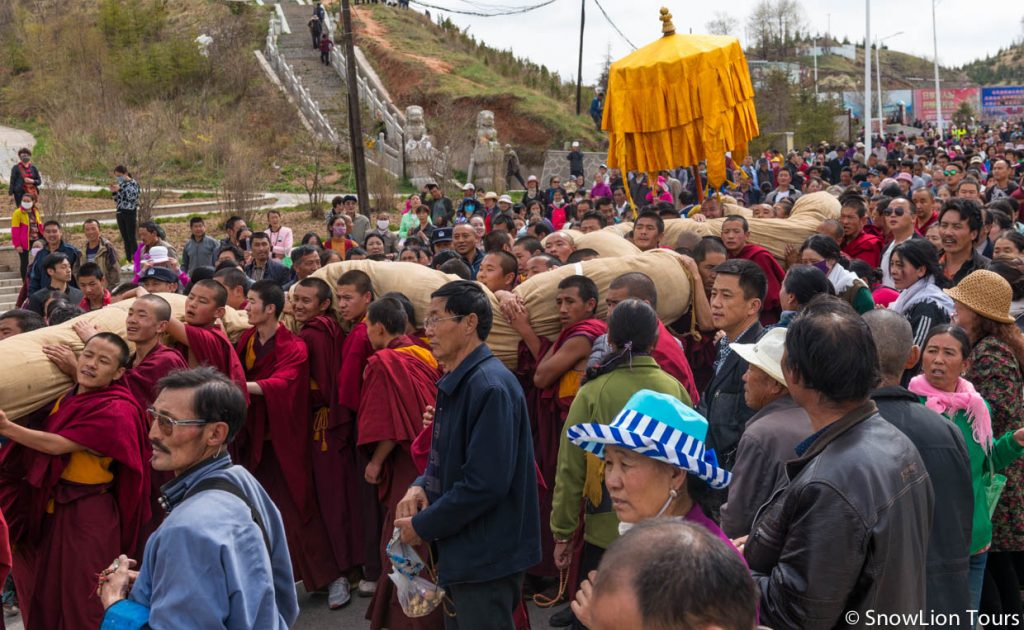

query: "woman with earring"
xmin=944 ymin=271 xmax=1024 ymax=621
xmin=909 ymin=324 xmax=1024 ymax=611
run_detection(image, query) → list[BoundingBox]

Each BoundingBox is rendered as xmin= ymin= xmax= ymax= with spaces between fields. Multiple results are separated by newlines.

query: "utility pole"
xmin=812 ymin=38 xmax=819 ymax=98
xmin=575 ymin=0 xmax=585 ymax=116
xmin=931 ymin=0 xmax=943 ymax=139
xmin=875 ymin=31 xmax=904 ymax=142
xmin=340 ymin=0 xmax=369 ymax=214
xmin=863 ymin=0 xmax=871 ymax=156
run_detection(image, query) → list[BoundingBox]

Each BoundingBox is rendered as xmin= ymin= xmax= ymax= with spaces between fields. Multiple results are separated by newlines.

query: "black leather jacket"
xmin=744 ymin=401 xmax=934 ymax=629
xmin=696 ymin=322 xmax=761 ymax=470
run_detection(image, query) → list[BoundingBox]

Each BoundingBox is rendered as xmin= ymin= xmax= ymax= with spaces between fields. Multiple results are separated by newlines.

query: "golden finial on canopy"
xmin=660 ymin=7 xmax=675 ymax=37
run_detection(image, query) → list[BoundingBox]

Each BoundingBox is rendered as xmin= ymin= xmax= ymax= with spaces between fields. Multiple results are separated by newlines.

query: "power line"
xmin=408 ymin=0 xmax=559 ymax=17
xmin=592 ymin=0 xmax=637 ymax=51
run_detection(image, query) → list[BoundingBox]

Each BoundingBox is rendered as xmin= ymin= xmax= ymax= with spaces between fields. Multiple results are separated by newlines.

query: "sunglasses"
xmin=943 ymin=169 xmax=960 ymax=176
xmin=881 ymin=207 xmax=907 ymax=217
xmin=147 ymin=407 xmax=211 ymax=435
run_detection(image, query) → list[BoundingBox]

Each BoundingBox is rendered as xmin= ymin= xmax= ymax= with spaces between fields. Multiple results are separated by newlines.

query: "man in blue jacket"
xmin=396 ymin=280 xmax=540 ymax=629
xmin=98 ymin=367 xmax=299 ymax=629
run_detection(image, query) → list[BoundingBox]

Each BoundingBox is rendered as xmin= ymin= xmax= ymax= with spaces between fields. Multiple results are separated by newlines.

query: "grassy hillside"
xmin=0 ymin=0 xmax=350 ymax=194
xmin=960 ymin=42 xmax=1024 ymax=85
xmin=798 ymin=45 xmax=970 ymax=91
xmin=350 ymin=5 xmax=603 ymax=166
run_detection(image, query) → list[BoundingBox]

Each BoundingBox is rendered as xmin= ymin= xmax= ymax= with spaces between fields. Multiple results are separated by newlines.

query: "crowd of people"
xmin=1 ymin=119 xmax=1024 ymax=629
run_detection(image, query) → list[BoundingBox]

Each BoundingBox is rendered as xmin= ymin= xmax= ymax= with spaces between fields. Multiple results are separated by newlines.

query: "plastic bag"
xmin=386 ymin=528 xmax=445 ymax=618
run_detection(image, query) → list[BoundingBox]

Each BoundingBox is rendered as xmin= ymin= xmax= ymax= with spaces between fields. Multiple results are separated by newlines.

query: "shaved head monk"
xmin=587 ymin=272 xmax=701 ymax=405
xmin=143 ymin=279 xmax=248 ymax=397
xmin=508 ymin=274 xmax=607 ymax=582
xmin=335 ymin=269 xmax=383 ymax=595
xmin=47 ymin=294 xmax=190 ymax=542
xmin=359 ymin=296 xmax=443 ymax=629
xmin=235 ymin=280 xmax=348 ymax=607
xmin=291 ymin=277 xmax=364 ymax=602
xmin=0 ymin=333 xmax=149 ymax=629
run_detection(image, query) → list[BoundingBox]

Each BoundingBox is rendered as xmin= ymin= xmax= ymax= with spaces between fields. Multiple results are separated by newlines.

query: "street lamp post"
xmin=875 ymin=31 xmax=903 ymax=141
xmin=932 ymin=0 xmax=943 ymax=140
xmin=864 ymin=0 xmax=871 ymax=155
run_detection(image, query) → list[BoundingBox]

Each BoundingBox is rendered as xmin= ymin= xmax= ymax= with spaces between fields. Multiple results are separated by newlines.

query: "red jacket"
xmin=843 ymin=230 xmax=883 ymax=268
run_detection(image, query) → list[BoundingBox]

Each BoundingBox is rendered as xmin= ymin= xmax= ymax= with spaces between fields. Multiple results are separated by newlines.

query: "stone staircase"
xmin=278 ymin=2 xmax=350 ymax=144
xmin=0 ymin=266 xmax=22 ymax=312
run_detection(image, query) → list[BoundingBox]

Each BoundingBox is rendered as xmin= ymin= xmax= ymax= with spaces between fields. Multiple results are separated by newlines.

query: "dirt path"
xmin=352 ymin=6 xmax=451 ymax=73
xmin=0 ymin=125 xmax=37 ymax=185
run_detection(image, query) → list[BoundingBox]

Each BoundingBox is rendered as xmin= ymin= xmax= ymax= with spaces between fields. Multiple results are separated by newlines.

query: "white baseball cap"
xmin=462 ymin=182 xmax=476 ymax=191
xmin=572 ymin=141 xmax=580 ymax=147
xmin=148 ymin=246 xmax=170 ymax=264
xmin=729 ymin=327 xmax=787 ymax=386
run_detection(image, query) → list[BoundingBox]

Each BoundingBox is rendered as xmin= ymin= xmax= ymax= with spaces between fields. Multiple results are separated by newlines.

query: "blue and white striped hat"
xmin=566 ymin=390 xmax=731 ymax=489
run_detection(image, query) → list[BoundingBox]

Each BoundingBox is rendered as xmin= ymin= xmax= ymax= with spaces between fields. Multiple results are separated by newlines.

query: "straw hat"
xmin=944 ymin=270 xmax=1015 ymax=325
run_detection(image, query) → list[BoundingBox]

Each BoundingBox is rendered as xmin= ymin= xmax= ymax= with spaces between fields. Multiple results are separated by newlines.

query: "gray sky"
xmin=425 ymin=0 xmax=1023 ymax=84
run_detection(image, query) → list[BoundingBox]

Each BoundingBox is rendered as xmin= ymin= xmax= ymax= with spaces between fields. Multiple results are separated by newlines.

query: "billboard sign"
xmin=842 ymin=90 xmax=914 ymax=120
xmin=981 ymin=87 xmax=1024 ymax=119
xmin=913 ymin=88 xmax=979 ymax=122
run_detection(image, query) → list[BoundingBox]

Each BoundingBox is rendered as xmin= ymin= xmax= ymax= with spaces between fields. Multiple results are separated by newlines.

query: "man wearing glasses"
xmin=880 ymin=196 xmax=922 ymax=289
xmin=0 ymin=333 xmax=149 ymax=629
xmin=98 ymin=367 xmax=299 ymax=629
xmin=395 ymin=281 xmax=540 ymax=629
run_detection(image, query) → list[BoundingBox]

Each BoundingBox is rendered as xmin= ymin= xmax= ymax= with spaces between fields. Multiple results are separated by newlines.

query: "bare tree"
xmin=218 ymin=140 xmax=265 ymax=227
xmin=745 ymin=0 xmax=804 ymax=60
xmin=105 ymin=103 xmax=179 ymax=224
xmin=367 ymin=162 xmax=398 ymax=217
xmin=706 ymin=12 xmax=738 ymax=36
xmin=299 ymin=138 xmax=332 ymax=220
xmin=425 ymin=99 xmax=475 ymax=196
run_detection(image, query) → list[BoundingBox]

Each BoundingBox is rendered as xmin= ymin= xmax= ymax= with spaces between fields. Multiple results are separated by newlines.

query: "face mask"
xmin=332 ymin=226 xmax=346 ymax=237
xmin=617 ymin=488 xmax=677 ymax=536
xmin=812 ymin=260 xmax=829 ymax=273
xmin=21 ymin=200 xmax=33 ymax=210
xmin=377 ymin=220 xmax=390 ymax=230
xmin=20 ymin=155 xmax=29 ymax=163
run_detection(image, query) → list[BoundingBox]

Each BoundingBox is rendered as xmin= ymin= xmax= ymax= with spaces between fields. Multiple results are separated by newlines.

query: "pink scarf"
xmin=908 ymin=374 xmax=993 ymax=453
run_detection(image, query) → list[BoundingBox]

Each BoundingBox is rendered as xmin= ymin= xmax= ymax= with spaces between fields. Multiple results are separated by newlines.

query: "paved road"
xmin=293 ymin=582 xmax=562 ymax=628
xmin=4 ymin=583 xmax=563 ymax=629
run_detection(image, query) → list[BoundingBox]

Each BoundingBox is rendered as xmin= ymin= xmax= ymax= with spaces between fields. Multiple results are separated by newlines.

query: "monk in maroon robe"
xmin=151 ymin=280 xmax=248 ymax=397
xmin=509 ymin=276 xmax=606 ymax=580
xmin=0 ymin=334 xmax=148 ymax=630
xmin=336 ymin=270 xmax=383 ymax=587
xmin=292 ymin=278 xmax=364 ymax=577
xmin=46 ymin=294 xmax=188 ymax=551
xmin=118 ymin=294 xmax=187 ymax=547
xmin=236 ymin=281 xmax=343 ymax=596
xmin=604 ymin=273 xmax=701 ymax=405
xmin=359 ymin=297 xmax=444 ymax=630
xmin=721 ymin=215 xmax=784 ymax=325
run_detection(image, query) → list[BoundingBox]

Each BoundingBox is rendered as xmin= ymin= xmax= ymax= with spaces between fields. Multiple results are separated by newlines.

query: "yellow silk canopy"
xmin=602 ymin=8 xmax=759 ymax=187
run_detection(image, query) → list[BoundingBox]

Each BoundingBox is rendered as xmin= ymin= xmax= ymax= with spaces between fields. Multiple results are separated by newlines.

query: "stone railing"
xmin=321 ymin=10 xmax=404 ymax=177
xmin=263 ymin=14 xmax=345 ymax=150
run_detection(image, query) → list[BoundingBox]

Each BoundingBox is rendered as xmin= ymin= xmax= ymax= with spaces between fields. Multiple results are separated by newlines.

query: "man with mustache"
xmin=0 ymin=333 xmax=149 ymax=629
xmin=98 ymin=367 xmax=299 ymax=629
